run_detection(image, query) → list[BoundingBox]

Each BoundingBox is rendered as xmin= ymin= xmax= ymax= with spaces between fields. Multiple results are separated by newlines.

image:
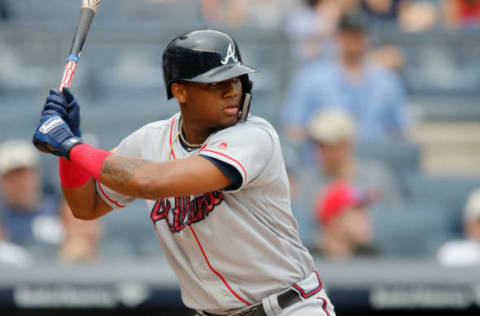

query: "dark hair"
xmin=305 ymin=0 xmax=322 ymax=8
xmin=339 ymin=11 xmax=369 ymax=32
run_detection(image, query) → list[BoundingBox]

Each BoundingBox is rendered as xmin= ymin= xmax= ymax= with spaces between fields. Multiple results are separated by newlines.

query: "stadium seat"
xmin=372 ymin=201 xmax=454 ymax=257
xmin=355 ymin=141 xmax=421 ymax=197
xmin=403 ymin=173 xmax=480 ymax=235
xmin=355 ymin=141 xmax=421 ymax=173
xmin=404 ymin=173 xmax=480 ymax=210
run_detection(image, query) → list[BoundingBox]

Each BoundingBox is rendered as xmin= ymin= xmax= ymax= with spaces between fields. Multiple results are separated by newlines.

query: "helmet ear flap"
xmin=238 ymin=91 xmax=252 ymax=121
xmin=238 ymin=76 xmax=253 ymax=121
xmin=166 ymin=83 xmax=174 ymax=99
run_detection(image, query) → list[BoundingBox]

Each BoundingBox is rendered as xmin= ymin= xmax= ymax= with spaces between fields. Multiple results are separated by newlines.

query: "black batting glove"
xmin=42 ymin=88 xmax=82 ymax=137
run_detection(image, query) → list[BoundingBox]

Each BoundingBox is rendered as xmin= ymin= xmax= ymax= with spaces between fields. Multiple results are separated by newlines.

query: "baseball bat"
xmin=59 ymin=0 xmax=101 ymax=90
xmin=35 ymin=0 xmax=101 ymax=154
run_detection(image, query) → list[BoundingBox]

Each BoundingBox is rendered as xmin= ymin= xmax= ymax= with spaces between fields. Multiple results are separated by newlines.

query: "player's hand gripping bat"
xmin=35 ymin=0 xmax=101 ymax=154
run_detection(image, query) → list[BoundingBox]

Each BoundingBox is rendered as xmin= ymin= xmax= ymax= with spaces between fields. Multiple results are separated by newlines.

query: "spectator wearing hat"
xmin=443 ymin=0 xmax=480 ymax=28
xmin=314 ymin=181 xmax=380 ymax=259
xmin=282 ymin=10 xmax=408 ymax=143
xmin=437 ymin=188 xmax=480 ymax=266
xmin=0 ymin=140 xmax=62 ymax=252
xmin=296 ymin=110 xmax=400 ymax=221
xmin=0 ymin=139 xmax=104 ymax=263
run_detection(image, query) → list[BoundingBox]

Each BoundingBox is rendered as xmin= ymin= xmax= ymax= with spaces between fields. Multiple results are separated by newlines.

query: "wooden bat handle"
xmin=59 ymin=0 xmax=101 ymax=91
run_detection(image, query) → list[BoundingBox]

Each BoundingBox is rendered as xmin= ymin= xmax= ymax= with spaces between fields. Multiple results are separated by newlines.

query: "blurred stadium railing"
xmin=1 ymin=259 xmax=480 ymax=315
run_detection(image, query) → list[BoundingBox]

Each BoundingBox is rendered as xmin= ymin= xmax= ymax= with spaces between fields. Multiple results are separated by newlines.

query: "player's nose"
xmin=223 ymin=79 xmax=241 ymax=98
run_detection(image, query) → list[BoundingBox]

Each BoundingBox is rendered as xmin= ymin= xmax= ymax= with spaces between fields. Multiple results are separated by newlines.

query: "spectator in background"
xmin=0 ymin=140 xmax=63 ymax=253
xmin=0 ymin=139 xmax=104 ymax=263
xmin=59 ymin=200 xmax=103 ymax=263
xmin=282 ymin=10 xmax=408 ymax=144
xmin=361 ymin=0 xmax=437 ymax=32
xmin=397 ymin=0 xmax=437 ymax=32
xmin=0 ymin=230 xmax=32 ymax=267
xmin=281 ymin=140 xmax=318 ymax=250
xmin=369 ymin=44 xmax=405 ymax=72
xmin=437 ymin=188 xmax=480 ymax=266
xmin=298 ymin=110 xmax=399 ymax=216
xmin=200 ymin=0 xmax=237 ymax=25
xmin=314 ymin=181 xmax=380 ymax=259
xmin=0 ymin=220 xmax=31 ymax=267
xmin=284 ymin=0 xmax=346 ymax=64
xmin=361 ymin=0 xmax=407 ymax=25
xmin=443 ymin=0 xmax=480 ymax=28
xmin=200 ymin=0 xmax=294 ymax=29
xmin=0 ymin=0 xmax=11 ymax=21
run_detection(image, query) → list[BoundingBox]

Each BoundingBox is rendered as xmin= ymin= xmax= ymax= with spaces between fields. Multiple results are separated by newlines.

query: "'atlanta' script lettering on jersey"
xmin=150 ymin=192 xmax=225 ymax=233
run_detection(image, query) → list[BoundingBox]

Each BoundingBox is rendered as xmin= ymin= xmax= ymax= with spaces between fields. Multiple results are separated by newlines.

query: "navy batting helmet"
xmin=162 ymin=29 xmax=256 ymax=121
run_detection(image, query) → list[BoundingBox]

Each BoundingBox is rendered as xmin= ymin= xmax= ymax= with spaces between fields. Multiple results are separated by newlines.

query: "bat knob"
xmin=34 ymin=141 xmax=56 ymax=154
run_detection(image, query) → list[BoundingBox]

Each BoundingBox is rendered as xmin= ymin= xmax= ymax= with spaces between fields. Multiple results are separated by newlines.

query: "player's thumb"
xmin=61 ymin=87 xmax=77 ymax=107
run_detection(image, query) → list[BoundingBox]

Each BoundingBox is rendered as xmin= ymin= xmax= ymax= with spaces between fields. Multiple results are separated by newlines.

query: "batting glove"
xmin=33 ymin=114 xmax=83 ymax=159
xmin=42 ymin=88 xmax=82 ymax=137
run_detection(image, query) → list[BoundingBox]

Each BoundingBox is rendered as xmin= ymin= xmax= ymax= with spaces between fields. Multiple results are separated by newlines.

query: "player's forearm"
xmin=99 ymin=154 xmax=231 ymax=200
xmin=67 ymin=144 xmax=230 ymax=200
xmin=62 ymin=179 xmax=107 ymax=220
xmin=59 ymin=157 xmax=109 ymax=220
xmin=66 ymin=144 xmax=171 ymax=200
xmin=99 ymin=154 xmax=156 ymax=199
xmin=99 ymin=154 xmax=183 ymax=200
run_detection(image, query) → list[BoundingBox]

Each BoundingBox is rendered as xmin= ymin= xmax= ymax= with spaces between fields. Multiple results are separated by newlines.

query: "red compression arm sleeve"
xmin=69 ymin=144 xmax=112 ymax=181
xmin=59 ymin=158 xmax=91 ymax=188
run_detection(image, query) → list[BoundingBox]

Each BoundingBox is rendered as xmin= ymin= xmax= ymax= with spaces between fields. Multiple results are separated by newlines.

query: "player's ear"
xmin=171 ymin=82 xmax=187 ymax=103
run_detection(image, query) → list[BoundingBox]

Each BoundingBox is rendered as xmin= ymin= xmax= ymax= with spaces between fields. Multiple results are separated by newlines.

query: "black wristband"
xmin=62 ymin=137 xmax=84 ymax=161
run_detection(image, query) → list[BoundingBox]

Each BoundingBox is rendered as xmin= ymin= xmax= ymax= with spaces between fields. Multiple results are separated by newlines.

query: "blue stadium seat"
xmin=404 ymin=173 xmax=480 ymax=210
xmin=372 ymin=201 xmax=454 ymax=257
xmin=355 ymin=141 xmax=421 ymax=173
xmin=403 ymin=173 xmax=480 ymax=235
xmin=354 ymin=141 xmax=421 ymax=198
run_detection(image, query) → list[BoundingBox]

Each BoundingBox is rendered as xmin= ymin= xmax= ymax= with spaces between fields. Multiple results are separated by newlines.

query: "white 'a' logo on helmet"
xmin=221 ymin=43 xmax=238 ymax=65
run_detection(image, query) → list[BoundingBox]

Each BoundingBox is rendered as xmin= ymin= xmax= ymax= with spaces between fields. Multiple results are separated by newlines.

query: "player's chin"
xmin=216 ymin=115 xmax=239 ymax=128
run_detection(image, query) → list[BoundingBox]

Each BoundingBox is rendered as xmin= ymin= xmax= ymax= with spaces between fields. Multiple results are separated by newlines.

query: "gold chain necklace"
xmin=168 ymin=117 xmax=203 ymax=161
xmin=178 ymin=118 xmax=203 ymax=148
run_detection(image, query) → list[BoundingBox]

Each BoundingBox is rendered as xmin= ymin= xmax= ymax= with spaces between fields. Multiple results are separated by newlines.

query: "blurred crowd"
xmin=1 ymin=0 xmax=480 ymax=267
xmin=0 ymin=140 xmax=103 ymax=266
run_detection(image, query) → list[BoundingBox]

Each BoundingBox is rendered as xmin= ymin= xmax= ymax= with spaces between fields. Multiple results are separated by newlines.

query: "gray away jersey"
xmin=96 ymin=113 xmax=315 ymax=313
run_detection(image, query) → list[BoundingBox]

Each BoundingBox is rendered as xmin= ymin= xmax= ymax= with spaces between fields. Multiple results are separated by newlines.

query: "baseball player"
xmin=32 ymin=30 xmax=335 ymax=316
